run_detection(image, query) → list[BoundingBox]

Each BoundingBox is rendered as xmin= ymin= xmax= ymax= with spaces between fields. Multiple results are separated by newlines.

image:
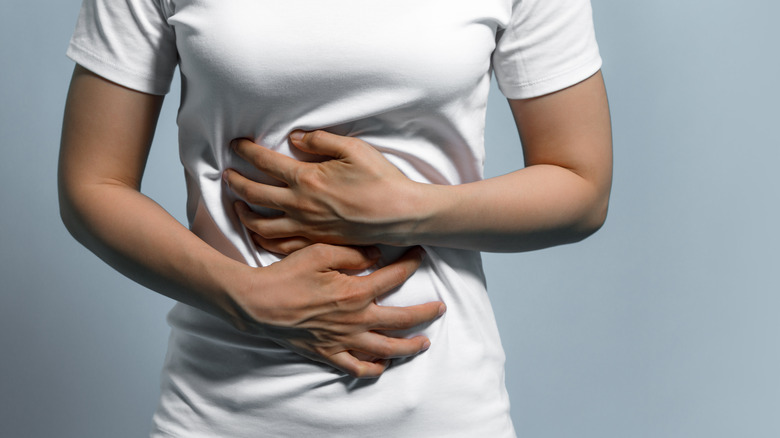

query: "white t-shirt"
xmin=68 ymin=1 xmax=601 ymax=436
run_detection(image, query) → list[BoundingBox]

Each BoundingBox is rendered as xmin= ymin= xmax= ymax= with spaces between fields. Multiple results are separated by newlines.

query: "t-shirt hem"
xmin=66 ymin=42 xmax=171 ymax=96
xmin=498 ymin=55 xmax=602 ymax=100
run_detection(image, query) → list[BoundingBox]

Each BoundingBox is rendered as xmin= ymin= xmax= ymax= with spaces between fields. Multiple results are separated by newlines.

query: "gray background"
xmin=1 ymin=0 xmax=778 ymax=436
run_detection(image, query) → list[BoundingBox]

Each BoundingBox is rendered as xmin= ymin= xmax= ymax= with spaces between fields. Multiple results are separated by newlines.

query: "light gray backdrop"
xmin=1 ymin=0 xmax=778 ymax=437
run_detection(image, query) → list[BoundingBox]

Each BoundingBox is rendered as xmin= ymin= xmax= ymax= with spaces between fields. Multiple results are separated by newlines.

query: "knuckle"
xmin=231 ymin=183 xmax=257 ymax=203
xmin=348 ymin=365 xmax=365 ymax=379
xmin=345 ymin=137 xmax=363 ymax=151
xmin=248 ymin=221 xmax=267 ymax=237
xmin=278 ymin=241 xmax=296 ymax=255
xmin=244 ymin=188 xmax=266 ymax=204
xmin=351 ymin=363 xmax=379 ymax=379
xmin=307 ymin=242 xmax=330 ymax=258
xmin=295 ymin=168 xmax=324 ymax=193
xmin=373 ymin=338 xmax=395 ymax=358
xmin=334 ymin=285 xmax=367 ymax=311
xmin=309 ymin=130 xmax=326 ymax=144
xmin=263 ymin=241 xmax=285 ymax=255
xmin=254 ymin=235 xmax=276 ymax=251
xmin=318 ymin=244 xmax=354 ymax=266
xmin=249 ymin=223 xmax=268 ymax=237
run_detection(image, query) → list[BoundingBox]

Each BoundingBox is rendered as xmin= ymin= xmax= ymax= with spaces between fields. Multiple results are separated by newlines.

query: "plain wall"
xmin=1 ymin=0 xmax=778 ymax=436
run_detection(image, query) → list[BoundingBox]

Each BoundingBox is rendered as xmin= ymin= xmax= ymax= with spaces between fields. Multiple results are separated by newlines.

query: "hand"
xmin=232 ymin=243 xmax=445 ymax=379
xmin=223 ymin=130 xmax=426 ymax=248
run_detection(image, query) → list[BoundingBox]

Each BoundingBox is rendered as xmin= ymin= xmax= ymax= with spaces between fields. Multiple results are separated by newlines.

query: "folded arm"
xmin=59 ymin=65 xmax=443 ymax=378
xmin=226 ymin=71 xmax=612 ymax=253
xmin=414 ymin=70 xmax=613 ymax=251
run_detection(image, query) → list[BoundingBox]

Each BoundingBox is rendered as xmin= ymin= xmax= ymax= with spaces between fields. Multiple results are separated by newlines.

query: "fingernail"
xmin=230 ymin=139 xmax=238 ymax=149
xmin=222 ymin=170 xmax=229 ymax=183
xmin=289 ymin=130 xmax=305 ymax=141
xmin=421 ymin=340 xmax=431 ymax=351
xmin=438 ymin=303 xmax=447 ymax=316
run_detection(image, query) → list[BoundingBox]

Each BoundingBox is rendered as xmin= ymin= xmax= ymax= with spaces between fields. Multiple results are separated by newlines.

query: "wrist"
xmin=213 ymin=261 xmax=265 ymax=333
xmin=387 ymin=181 xmax=455 ymax=247
xmin=221 ymin=262 xmax=297 ymax=337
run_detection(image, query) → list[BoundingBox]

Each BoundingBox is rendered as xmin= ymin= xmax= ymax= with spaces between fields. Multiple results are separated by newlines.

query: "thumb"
xmin=293 ymin=244 xmax=381 ymax=272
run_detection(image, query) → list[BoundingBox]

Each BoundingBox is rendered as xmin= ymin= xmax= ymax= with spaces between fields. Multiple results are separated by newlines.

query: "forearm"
xmin=58 ymin=65 xmax=251 ymax=328
xmin=59 ymin=179 xmax=249 ymax=327
xmin=394 ymin=72 xmax=612 ymax=252
xmin=228 ymin=73 xmax=612 ymax=254
xmin=58 ymin=65 xmax=442 ymax=378
xmin=399 ymin=163 xmax=609 ymax=252
xmin=60 ymin=177 xmax=444 ymax=377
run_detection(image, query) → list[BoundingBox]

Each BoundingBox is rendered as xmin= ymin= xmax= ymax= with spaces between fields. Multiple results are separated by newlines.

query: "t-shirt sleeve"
xmin=66 ymin=0 xmax=178 ymax=95
xmin=492 ymin=0 xmax=602 ymax=99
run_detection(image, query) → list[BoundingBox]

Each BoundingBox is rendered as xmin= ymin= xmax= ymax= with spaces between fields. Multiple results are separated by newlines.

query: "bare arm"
xmin=59 ymin=66 xmax=245 ymax=318
xmin=409 ymin=70 xmax=613 ymax=251
xmin=226 ymin=71 xmax=612 ymax=253
xmin=59 ymin=65 xmax=443 ymax=378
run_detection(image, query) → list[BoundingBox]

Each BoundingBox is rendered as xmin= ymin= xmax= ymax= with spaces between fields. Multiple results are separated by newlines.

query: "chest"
xmin=167 ymin=1 xmax=509 ymax=101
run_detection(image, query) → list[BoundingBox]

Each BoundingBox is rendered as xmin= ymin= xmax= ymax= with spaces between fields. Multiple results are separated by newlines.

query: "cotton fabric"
xmin=67 ymin=1 xmax=601 ymax=436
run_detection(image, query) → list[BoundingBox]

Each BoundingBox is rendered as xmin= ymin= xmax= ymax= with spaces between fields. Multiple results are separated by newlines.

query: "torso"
xmin=153 ymin=2 xmax=515 ymax=436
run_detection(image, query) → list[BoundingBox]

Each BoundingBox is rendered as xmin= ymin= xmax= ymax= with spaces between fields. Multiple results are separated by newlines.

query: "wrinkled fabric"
xmin=67 ymin=0 xmax=601 ymax=436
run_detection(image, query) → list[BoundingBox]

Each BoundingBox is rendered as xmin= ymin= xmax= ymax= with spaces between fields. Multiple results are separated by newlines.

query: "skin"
xmin=59 ymin=64 xmax=611 ymax=378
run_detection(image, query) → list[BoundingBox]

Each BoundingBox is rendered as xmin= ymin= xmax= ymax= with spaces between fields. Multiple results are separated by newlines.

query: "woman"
xmin=60 ymin=0 xmax=612 ymax=436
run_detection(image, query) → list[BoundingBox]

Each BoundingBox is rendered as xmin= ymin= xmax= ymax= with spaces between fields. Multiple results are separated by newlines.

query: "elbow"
xmin=58 ymin=185 xmax=83 ymax=243
xmin=58 ymin=164 xmax=104 ymax=246
xmin=574 ymin=169 xmax=612 ymax=240
xmin=58 ymin=158 xmax=80 ymax=239
xmin=584 ymin=204 xmax=609 ymax=238
xmin=570 ymin=194 xmax=610 ymax=243
xmin=588 ymin=193 xmax=610 ymax=233
xmin=58 ymin=177 xmax=92 ymax=246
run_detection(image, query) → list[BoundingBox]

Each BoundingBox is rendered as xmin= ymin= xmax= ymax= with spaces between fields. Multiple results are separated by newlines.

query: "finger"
xmin=251 ymin=233 xmax=313 ymax=256
xmin=299 ymin=243 xmax=382 ymax=272
xmin=357 ymin=247 xmax=425 ymax=299
xmin=328 ymin=350 xmax=388 ymax=379
xmin=225 ymin=169 xmax=293 ymax=210
xmin=290 ymin=130 xmax=358 ymax=159
xmin=368 ymin=301 xmax=446 ymax=331
xmin=275 ymin=339 xmax=386 ymax=379
xmin=231 ymin=137 xmax=302 ymax=183
xmin=235 ymin=201 xmax=299 ymax=238
xmin=350 ymin=351 xmax=380 ymax=362
xmin=349 ymin=332 xmax=432 ymax=359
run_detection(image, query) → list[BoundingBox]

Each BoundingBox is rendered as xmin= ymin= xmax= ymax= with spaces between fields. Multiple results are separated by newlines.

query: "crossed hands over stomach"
xmin=223 ymin=130 xmax=444 ymax=379
xmin=223 ymin=130 xmax=426 ymax=254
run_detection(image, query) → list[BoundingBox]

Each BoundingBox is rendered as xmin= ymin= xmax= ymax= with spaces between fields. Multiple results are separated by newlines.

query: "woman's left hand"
xmin=225 ymin=72 xmax=613 ymax=255
xmin=224 ymin=130 xmax=424 ymax=252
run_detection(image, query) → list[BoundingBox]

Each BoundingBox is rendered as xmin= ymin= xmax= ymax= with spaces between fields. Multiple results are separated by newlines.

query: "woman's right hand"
xmin=231 ymin=244 xmax=445 ymax=379
xmin=60 ymin=66 xmax=443 ymax=380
